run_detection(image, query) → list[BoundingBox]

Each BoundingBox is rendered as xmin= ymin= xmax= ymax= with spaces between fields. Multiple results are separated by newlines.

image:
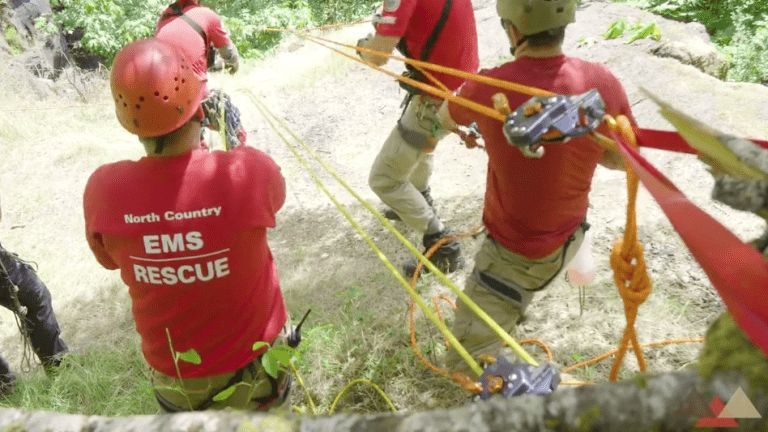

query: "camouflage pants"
xmin=368 ymin=95 xmax=449 ymax=233
xmin=446 ymin=227 xmax=585 ymax=375
xmin=152 ymin=325 xmax=292 ymax=412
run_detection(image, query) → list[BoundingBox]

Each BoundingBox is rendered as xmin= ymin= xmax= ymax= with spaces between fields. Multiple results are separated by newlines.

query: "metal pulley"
xmin=502 ymin=89 xmax=606 ymax=158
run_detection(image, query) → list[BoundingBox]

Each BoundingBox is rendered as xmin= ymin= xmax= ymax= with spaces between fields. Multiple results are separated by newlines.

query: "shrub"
xmin=45 ymin=0 xmax=380 ymax=63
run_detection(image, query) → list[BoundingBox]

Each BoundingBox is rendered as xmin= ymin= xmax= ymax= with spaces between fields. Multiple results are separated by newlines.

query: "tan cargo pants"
xmin=369 ymin=95 xmax=449 ymax=233
xmin=445 ymin=228 xmax=585 ymax=375
xmin=152 ymin=326 xmax=292 ymax=412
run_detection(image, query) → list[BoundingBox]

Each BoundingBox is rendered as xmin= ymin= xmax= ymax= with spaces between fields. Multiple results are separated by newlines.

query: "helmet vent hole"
xmin=154 ymin=91 xmax=160 ymax=97
xmin=139 ymin=96 xmax=145 ymax=102
xmin=135 ymin=104 xmax=141 ymax=110
xmin=123 ymin=102 xmax=127 ymax=108
xmin=118 ymin=94 xmax=123 ymax=99
xmin=556 ymin=6 xmax=564 ymax=12
xmin=163 ymin=95 xmax=169 ymax=101
xmin=175 ymin=87 xmax=179 ymax=91
xmin=181 ymin=79 xmax=186 ymax=83
xmin=174 ymin=77 xmax=178 ymax=81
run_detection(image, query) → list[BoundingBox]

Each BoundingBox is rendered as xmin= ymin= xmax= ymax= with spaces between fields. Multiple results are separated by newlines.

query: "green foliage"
xmin=603 ymin=18 xmax=662 ymax=43
xmin=626 ymin=22 xmax=661 ymax=43
xmin=254 ymin=342 xmax=297 ymax=379
xmin=211 ymin=383 xmax=239 ymax=401
xmin=2 ymin=24 xmax=23 ymax=54
xmin=603 ymin=18 xmax=628 ymax=39
xmin=45 ymin=0 xmax=379 ymax=62
xmin=175 ymin=348 xmax=202 ymax=365
xmin=48 ymin=0 xmax=167 ymax=61
xmin=615 ymin=0 xmax=768 ymax=82
xmin=308 ymin=0 xmax=379 ymax=25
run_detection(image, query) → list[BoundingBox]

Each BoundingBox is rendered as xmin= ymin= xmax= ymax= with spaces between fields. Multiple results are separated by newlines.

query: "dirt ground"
xmin=0 ymin=0 xmax=766 ymax=413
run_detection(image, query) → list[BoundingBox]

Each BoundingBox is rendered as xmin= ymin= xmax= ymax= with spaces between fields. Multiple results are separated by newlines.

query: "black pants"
xmin=0 ymin=243 xmax=67 ymax=376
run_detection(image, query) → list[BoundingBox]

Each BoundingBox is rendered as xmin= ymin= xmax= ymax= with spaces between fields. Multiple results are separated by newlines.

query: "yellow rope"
xmin=245 ymin=89 xmax=537 ymax=369
xmin=329 ymin=378 xmax=398 ymax=414
xmin=289 ymin=362 xmax=318 ymax=415
xmin=249 ymin=93 xmax=485 ymax=376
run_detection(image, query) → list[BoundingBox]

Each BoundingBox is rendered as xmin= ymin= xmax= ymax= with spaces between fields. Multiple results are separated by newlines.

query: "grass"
xmin=0 ymin=340 xmax=158 ymax=416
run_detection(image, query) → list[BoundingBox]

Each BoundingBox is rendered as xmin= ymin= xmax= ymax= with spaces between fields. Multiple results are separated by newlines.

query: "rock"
xmin=9 ymin=0 xmax=51 ymax=39
xmin=650 ymin=22 xmax=729 ymax=79
xmin=0 ymin=372 xmax=765 ymax=431
xmin=556 ymin=2 xmax=731 ymax=79
xmin=7 ymin=0 xmax=70 ymax=78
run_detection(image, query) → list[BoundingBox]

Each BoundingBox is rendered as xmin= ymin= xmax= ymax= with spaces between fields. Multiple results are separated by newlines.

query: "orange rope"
xmin=297 ymin=34 xmax=508 ymax=122
xmin=520 ymin=339 xmax=554 ymax=363
xmin=303 ymin=33 xmax=555 ymax=98
xmin=563 ymin=337 xmax=704 ymax=374
xmin=407 ymin=226 xmax=484 ymax=394
xmin=606 ymin=115 xmax=654 ymax=381
xmin=432 ymin=294 xmax=457 ymax=347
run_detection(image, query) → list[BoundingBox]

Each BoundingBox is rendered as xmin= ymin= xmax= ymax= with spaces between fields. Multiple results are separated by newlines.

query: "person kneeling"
xmin=83 ymin=38 xmax=290 ymax=411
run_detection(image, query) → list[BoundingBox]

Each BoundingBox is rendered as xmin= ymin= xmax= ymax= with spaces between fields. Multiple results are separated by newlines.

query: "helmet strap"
xmin=500 ymin=19 xmax=528 ymax=57
xmin=154 ymin=135 xmax=167 ymax=155
xmin=510 ymin=36 xmax=528 ymax=56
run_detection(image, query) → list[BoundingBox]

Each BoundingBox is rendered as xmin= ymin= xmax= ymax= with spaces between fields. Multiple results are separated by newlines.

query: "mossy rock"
xmin=698 ymin=313 xmax=768 ymax=395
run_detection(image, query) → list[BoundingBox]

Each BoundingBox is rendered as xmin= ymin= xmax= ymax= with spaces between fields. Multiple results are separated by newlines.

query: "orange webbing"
xmin=607 ymin=115 xmax=653 ymax=381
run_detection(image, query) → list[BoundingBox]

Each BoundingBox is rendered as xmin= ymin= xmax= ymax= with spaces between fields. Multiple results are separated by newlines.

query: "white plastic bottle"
xmin=566 ymin=229 xmax=596 ymax=287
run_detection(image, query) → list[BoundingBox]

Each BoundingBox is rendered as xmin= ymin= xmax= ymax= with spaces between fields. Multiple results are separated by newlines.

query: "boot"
xmin=384 ymin=187 xmax=436 ymax=221
xmin=404 ymin=229 xmax=463 ymax=278
xmin=0 ymin=357 xmax=16 ymax=397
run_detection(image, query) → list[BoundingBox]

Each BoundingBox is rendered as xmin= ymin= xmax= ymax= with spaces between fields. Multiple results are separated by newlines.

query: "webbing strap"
xmin=637 ymin=128 xmax=768 ymax=154
xmin=396 ymin=0 xmax=453 ymax=63
xmin=610 ymin=130 xmax=768 ymax=356
xmin=421 ymin=0 xmax=452 ymax=62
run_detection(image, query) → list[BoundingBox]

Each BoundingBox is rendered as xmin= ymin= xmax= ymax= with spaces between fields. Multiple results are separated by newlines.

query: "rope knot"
xmin=610 ymin=239 xmax=653 ymax=308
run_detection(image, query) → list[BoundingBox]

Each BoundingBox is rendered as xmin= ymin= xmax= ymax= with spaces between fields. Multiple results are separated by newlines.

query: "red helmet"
xmin=110 ymin=38 xmax=204 ymax=137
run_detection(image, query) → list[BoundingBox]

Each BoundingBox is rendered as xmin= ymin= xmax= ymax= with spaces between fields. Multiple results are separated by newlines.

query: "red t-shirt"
xmin=83 ymin=147 xmax=287 ymax=378
xmin=450 ymin=55 xmax=636 ymax=258
xmin=376 ymin=0 xmax=479 ymax=90
xmin=155 ymin=4 xmax=231 ymax=81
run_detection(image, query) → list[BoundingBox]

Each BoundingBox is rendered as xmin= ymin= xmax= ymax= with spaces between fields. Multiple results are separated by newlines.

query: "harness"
xmin=159 ymin=2 xmax=216 ymax=68
xmin=395 ymin=0 xmax=453 ymax=95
